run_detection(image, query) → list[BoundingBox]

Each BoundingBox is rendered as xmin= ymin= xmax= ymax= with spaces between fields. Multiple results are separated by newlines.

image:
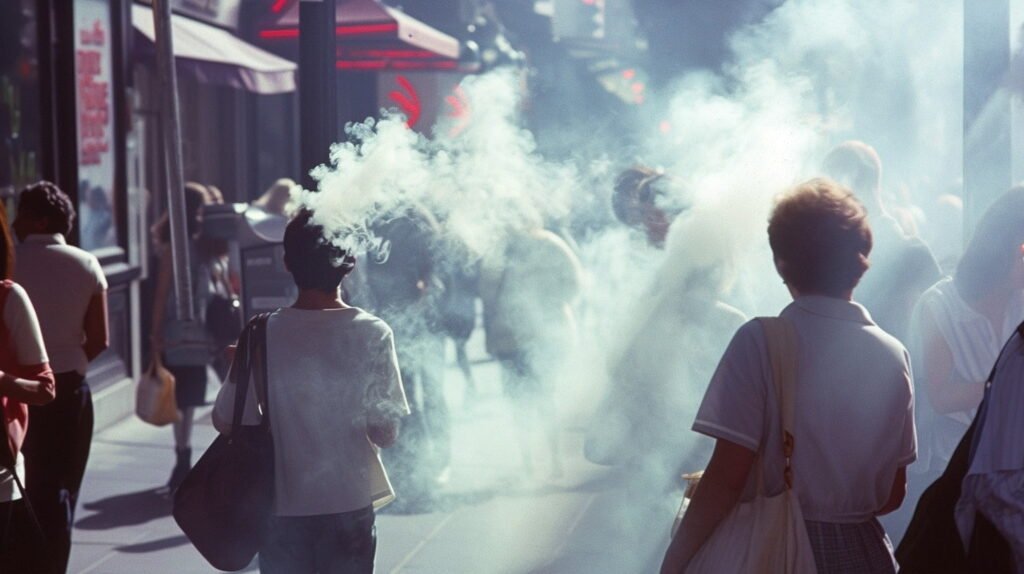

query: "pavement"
xmin=67 ymin=344 xmax=679 ymax=574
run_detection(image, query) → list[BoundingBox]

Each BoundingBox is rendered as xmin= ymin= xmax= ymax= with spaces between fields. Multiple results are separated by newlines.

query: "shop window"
xmin=0 ymin=0 xmax=42 ymax=198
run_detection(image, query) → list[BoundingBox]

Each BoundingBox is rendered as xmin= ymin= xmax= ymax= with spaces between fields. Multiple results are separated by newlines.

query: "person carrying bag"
xmin=173 ymin=312 xmax=273 ymax=571
xmin=663 ymin=180 xmax=916 ymax=574
xmin=670 ymin=317 xmax=816 ymax=573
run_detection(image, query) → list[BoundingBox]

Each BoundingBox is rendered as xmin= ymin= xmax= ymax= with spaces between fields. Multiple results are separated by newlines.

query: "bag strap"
xmin=229 ymin=312 xmax=273 ymax=434
xmin=757 ymin=316 xmax=799 ymax=490
xmin=0 ymin=418 xmax=54 ymax=573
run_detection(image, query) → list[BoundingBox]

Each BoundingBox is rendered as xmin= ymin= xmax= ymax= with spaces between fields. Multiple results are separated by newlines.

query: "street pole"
xmin=151 ymin=0 xmax=194 ymax=320
xmin=963 ymin=0 xmax=1011 ymax=240
xmin=300 ymin=0 xmax=338 ymax=192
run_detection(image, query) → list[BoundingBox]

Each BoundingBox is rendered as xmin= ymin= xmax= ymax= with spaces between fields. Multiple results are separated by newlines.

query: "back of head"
xmin=153 ymin=182 xmax=211 ymax=245
xmin=17 ymin=180 xmax=76 ymax=236
xmin=768 ymin=178 xmax=873 ymax=297
xmin=612 ymin=165 xmax=665 ymax=226
xmin=955 ymin=186 xmax=1024 ymax=302
xmin=820 ymin=141 xmax=882 ymax=205
xmin=283 ymin=210 xmax=356 ymax=292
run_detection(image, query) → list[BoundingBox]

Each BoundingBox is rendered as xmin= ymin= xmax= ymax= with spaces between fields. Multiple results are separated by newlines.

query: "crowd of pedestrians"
xmin=1 ymin=133 xmax=1023 ymax=574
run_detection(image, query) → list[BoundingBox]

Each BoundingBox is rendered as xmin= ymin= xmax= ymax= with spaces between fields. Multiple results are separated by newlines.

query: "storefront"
xmin=0 ymin=0 xmax=136 ymax=428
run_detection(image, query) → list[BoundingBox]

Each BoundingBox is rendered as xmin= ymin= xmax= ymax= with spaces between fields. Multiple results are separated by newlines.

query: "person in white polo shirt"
xmin=214 ymin=210 xmax=409 ymax=573
xmin=662 ymin=179 xmax=916 ymax=574
xmin=12 ymin=181 xmax=109 ymax=573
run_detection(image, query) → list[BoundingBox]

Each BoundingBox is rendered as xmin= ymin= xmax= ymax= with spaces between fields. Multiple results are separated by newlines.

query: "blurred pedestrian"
xmin=0 ymin=199 xmax=56 ymax=572
xmin=366 ymin=204 xmax=451 ymax=502
xmin=662 ymin=179 xmax=915 ymax=573
xmin=480 ymin=222 xmax=583 ymax=478
xmin=611 ymin=165 xmax=675 ymax=249
xmin=213 ymin=210 xmax=409 ymax=574
xmin=149 ymin=182 xmax=225 ymax=490
xmin=911 ymin=187 xmax=1024 ymax=480
xmin=252 ymin=178 xmax=297 ymax=217
xmin=12 ymin=181 xmax=107 ymax=573
xmin=821 ymin=140 xmax=941 ymax=344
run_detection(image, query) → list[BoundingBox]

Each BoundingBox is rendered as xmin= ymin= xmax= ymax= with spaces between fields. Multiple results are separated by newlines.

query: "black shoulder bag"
xmin=173 ymin=312 xmax=274 ymax=571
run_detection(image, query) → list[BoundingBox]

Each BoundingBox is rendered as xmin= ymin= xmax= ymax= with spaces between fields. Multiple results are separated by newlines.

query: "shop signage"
xmin=75 ymin=0 xmax=118 ymax=250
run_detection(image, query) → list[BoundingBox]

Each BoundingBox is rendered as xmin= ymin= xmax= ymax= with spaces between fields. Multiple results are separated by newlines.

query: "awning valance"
xmin=132 ymin=4 xmax=297 ymax=94
xmin=258 ymin=0 xmax=461 ymax=71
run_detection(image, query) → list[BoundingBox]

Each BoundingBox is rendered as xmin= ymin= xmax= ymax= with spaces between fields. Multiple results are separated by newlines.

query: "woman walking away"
xmin=662 ymin=179 xmax=916 ymax=573
xmin=150 ymin=182 xmax=223 ymax=490
xmin=213 ymin=210 xmax=409 ymax=574
xmin=13 ymin=181 xmax=107 ymax=573
xmin=0 ymin=200 xmax=56 ymax=572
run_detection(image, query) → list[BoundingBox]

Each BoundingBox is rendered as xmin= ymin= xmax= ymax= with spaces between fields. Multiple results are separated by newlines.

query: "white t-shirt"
xmin=693 ymin=296 xmax=916 ymax=523
xmin=214 ymin=307 xmax=410 ymax=516
xmin=0 ymin=282 xmax=49 ymax=502
xmin=15 ymin=234 xmax=107 ymax=374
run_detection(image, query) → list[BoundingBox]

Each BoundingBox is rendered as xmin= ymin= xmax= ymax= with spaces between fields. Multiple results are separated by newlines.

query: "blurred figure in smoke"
xmin=366 ymin=204 xmax=451 ymax=504
xmin=480 ymin=220 xmax=583 ymax=478
xmin=911 ymin=187 xmax=1024 ymax=481
xmin=821 ymin=141 xmax=941 ymax=344
xmin=252 ymin=178 xmax=297 ymax=217
xmin=612 ymin=165 xmax=675 ymax=249
xmin=663 ymin=178 xmax=914 ymax=574
xmin=923 ymin=190 xmax=965 ymax=275
xmin=436 ymin=243 xmax=480 ymax=404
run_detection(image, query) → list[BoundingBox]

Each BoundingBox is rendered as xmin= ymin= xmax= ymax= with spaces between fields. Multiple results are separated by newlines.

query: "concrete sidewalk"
xmin=68 ymin=358 xmax=676 ymax=573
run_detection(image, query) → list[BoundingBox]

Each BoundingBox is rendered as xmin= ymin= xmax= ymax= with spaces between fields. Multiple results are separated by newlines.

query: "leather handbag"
xmin=173 ymin=312 xmax=274 ymax=571
xmin=682 ymin=317 xmax=817 ymax=574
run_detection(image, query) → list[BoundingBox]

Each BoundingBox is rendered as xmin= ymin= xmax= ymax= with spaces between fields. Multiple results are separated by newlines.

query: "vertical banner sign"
xmin=75 ymin=0 xmax=119 ymax=251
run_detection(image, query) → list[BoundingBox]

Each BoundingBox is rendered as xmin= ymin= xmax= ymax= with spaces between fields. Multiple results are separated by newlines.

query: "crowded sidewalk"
xmin=68 ymin=352 xmax=670 ymax=574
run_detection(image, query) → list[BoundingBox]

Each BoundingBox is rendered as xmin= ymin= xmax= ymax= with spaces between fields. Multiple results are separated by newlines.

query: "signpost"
xmin=151 ymin=0 xmax=193 ymax=320
xmin=299 ymin=0 xmax=338 ymax=192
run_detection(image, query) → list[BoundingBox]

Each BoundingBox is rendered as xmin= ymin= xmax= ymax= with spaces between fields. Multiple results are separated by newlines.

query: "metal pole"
xmin=300 ymin=0 xmax=338 ymax=192
xmin=151 ymin=0 xmax=194 ymax=320
xmin=963 ymin=0 xmax=1012 ymax=240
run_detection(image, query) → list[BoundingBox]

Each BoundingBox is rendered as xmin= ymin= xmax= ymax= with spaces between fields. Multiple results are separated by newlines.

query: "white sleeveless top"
xmin=914 ymin=278 xmax=1024 ymax=467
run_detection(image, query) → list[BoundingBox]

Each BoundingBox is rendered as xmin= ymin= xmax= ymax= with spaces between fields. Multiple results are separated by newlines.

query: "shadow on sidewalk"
xmin=75 ymin=487 xmax=171 ymax=530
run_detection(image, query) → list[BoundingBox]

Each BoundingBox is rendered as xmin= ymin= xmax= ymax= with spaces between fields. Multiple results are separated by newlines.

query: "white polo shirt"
xmin=14 ymin=234 xmax=107 ymax=375
xmin=693 ymin=296 xmax=917 ymax=523
xmin=214 ymin=307 xmax=410 ymax=516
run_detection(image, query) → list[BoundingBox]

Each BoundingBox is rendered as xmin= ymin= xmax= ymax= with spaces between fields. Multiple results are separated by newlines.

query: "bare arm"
xmin=877 ymin=467 xmax=908 ymax=516
xmin=0 ymin=365 xmax=56 ymax=406
xmin=661 ymin=438 xmax=756 ymax=574
xmin=917 ymin=308 xmax=984 ymax=415
xmin=83 ymin=291 xmax=110 ymax=362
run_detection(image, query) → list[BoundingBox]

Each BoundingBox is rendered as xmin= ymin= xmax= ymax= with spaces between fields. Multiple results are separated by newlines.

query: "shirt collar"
xmin=21 ymin=233 xmax=66 ymax=246
xmin=786 ymin=295 xmax=875 ymax=326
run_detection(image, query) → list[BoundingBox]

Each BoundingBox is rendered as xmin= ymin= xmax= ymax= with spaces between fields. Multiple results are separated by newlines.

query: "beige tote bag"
xmin=684 ymin=317 xmax=817 ymax=574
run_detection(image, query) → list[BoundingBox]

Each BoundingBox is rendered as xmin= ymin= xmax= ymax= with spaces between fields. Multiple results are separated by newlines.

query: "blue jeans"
xmin=260 ymin=506 xmax=376 ymax=574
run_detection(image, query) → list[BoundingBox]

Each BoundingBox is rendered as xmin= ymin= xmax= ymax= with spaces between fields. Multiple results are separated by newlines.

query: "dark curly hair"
xmin=768 ymin=178 xmax=873 ymax=297
xmin=283 ymin=210 xmax=356 ymax=293
xmin=17 ymin=181 xmax=76 ymax=236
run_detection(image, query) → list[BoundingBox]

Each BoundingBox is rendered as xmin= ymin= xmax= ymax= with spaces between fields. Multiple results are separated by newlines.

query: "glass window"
xmin=0 ymin=0 xmax=42 ymax=197
xmin=75 ymin=0 xmax=120 ymax=251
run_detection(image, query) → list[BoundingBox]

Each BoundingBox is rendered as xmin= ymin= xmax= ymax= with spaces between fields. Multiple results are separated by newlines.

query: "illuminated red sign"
xmin=387 ymin=75 xmax=421 ymax=127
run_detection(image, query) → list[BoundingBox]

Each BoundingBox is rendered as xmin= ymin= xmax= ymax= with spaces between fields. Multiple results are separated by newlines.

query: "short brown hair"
xmin=768 ymin=178 xmax=872 ymax=296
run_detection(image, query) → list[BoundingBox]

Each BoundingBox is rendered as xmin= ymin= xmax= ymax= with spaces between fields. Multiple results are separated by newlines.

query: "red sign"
xmin=76 ymin=18 xmax=110 ymax=166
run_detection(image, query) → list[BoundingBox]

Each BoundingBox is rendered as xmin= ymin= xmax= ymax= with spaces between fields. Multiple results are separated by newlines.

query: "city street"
xmin=68 ymin=345 xmax=678 ymax=574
